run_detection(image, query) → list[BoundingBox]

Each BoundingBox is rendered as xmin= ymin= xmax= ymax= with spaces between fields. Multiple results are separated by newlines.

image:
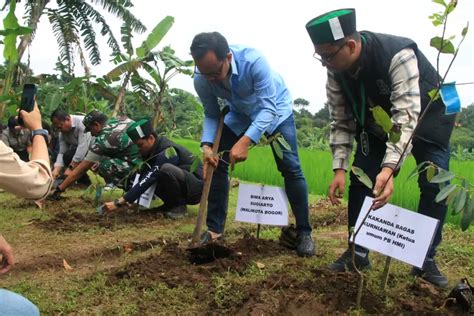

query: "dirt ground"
xmin=1 ymin=190 xmax=472 ymax=314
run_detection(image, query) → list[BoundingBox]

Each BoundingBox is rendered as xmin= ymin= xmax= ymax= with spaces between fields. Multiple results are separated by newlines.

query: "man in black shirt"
xmin=102 ymin=119 xmax=203 ymax=219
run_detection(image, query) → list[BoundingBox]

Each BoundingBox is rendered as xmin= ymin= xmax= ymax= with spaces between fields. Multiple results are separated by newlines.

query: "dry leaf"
xmin=62 ymin=259 xmax=73 ymax=271
xmin=123 ymin=243 xmax=133 ymax=253
xmin=256 ymin=261 xmax=265 ymax=269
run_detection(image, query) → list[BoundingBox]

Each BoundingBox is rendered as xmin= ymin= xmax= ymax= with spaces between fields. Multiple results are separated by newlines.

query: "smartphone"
xmin=18 ymin=84 xmax=37 ymax=126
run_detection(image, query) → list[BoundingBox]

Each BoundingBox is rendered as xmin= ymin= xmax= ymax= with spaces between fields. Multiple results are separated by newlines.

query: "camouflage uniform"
xmin=84 ymin=118 xmax=141 ymax=187
xmin=1 ymin=125 xmax=31 ymax=162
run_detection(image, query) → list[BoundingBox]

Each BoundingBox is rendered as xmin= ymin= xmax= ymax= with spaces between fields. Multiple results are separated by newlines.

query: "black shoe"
xmin=279 ymin=224 xmax=298 ymax=250
xmin=147 ymin=204 xmax=171 ymax=213
xmin=411 ymin=258 xmax=448 ymax=288
xmin=328 ymin=248 xmax=372 ymax=272
xmin=296 ymin=235 xmax=316 ymax=257
xmin=164 ymin=205 xmax=187 ymax=220
xmin=200 ymin=230 xmax=224 ymax=245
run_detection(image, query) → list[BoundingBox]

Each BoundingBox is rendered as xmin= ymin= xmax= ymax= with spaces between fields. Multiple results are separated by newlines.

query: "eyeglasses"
xmin=313 ymin=42 xmax=346 ymax=64
xmin=194 ymin=61 xmax=225 ymax=77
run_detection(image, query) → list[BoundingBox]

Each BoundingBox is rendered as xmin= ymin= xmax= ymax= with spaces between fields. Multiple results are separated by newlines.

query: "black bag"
xmin=446 ymin=278 xmax=472 ymax=312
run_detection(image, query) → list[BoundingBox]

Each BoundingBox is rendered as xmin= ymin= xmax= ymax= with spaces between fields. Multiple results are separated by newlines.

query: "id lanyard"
xmin=339 ymin=77 xmax=370 ymax=156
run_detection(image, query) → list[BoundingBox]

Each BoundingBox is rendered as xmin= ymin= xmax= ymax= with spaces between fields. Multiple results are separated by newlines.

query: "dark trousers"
xmin=62 ymin=146 xmax=77 ymax=167
xmin=155 ymin=163 xmax=203 ymax=207
xmin=206 ymin=115 xmax=312 ymax=235
xmin=348 ymin=133 xmax=449 ymax=258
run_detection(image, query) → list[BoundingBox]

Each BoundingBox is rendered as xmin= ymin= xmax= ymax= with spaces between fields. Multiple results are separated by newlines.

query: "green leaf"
xmin=97 ymin=175 xmax=106 ymax=187
xmin=190 ymin=156 xmax=201 ymax=173
xmin=428 ymin=89 xmax=441 ymax=101
xmin=370 ymin=106 xmax=392 ymax=133
xmin=461 ymin=23 xmax=469 ymax=37
xmin=141 ymin=63 xmax=162 ymax=85
xmin=446 ymin=186 xmax=460 ymax=207
xmin=426 ymin=165 xmax=436 ymax=182
xmin=87 ymin=170 xmax=99 ymax=186
xmin=446 ymin=1 xmax=456 ymax=14
xmin=352 ymin=166 xmax=373 ymax=190
xmin=430 ymin=36 xmax=455 ymax=54
xmin=276 ymin=135 xmax=291 ymax=151
xmin=0 ymin=26 xmax=32 ymax=37
xmin=136 ymin=16 xmax=174 ymax=58
xmin=3 ymin=0 xmax=19 ymax=29
xmin=453 ymin=188 xmax=467 ymax=215
xmin=45 ymin=91 xmax=64 ymax=110
xmin=272 ymin=141 xmax=283 ymax=160
xmin=388 ymin=130 xmax=401 ymax=144
xmin=432 ymin=0 xmax=447 ymax=7
xmin=460 ymin=194 xmax=472 ymax=231
xmin=165 ymin=147 xmax=177 ymax=159
xmin=435 ymin=183 xmax=457 ymax=203
xmin=106 ymin=60 xmax=143 ymax=79
xmin=407 ymin=161 xmax=430 ymax=180
xmin=430 ymin=169 xmax=456 ymax=183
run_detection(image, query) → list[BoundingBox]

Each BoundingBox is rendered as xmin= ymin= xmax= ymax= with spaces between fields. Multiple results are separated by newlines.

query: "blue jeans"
xmin=206 ymin=115 xmax=312 ymax=235
xmin=0 ymin=289 xmax=39 ymax=316
xmin=348 ymin=133 xmax=449 ymax=258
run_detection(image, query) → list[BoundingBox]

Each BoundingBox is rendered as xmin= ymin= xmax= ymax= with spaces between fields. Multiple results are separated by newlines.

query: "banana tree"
xmin=106 ymin=16 xmax=193 ymax=127
xmin=0 ymin=0 xmax=32 ymax=119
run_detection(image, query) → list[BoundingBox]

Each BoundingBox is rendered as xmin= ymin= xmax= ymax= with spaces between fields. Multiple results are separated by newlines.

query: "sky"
xmin=3 ymin=0 xmax=474 ymax=113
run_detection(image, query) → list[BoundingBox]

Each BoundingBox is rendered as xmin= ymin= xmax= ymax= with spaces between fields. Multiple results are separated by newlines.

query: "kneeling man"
xmin=102 ymin=119 xmax=204 ymax=219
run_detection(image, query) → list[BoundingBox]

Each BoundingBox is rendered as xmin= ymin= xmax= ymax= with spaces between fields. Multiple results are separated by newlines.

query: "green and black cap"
xmin=126 ymin=119 xmax=153 ymax=142
xmin=83 ymin=109 xmax=108 ymax=132
xmin=306 ymin=8 xmax=357 ymax=45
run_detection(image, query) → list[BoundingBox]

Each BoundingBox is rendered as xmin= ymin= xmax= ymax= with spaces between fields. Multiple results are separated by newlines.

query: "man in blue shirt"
xmin=191 ymin=32 xmax=315 ymax=257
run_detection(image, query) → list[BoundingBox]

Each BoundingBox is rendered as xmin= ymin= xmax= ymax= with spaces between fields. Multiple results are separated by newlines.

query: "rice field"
xmin=175 ymin=138 xmax=474 ymax=225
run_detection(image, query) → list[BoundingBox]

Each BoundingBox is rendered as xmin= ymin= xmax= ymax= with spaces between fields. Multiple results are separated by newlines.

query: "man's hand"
xmin=229 ymin=136 xmax=252 ymax=170
xmin=328 ymin=169 xmax=346 ymax=206
xmin=48 ymin=187 xmax=63 ymax=201
xmin=52 ymin=166 xmax=62 ymax=179
xmin=64 ymin=167 xmax=72 ymax=176
xmin=0 ymin=235 xmax=14 ymax=275
xmin=202 ymin=145 xmax=219 ymax=181
xmin=20 ymin=101 xmax=42 ymax=131
xmin=372 ymin=167 xmax=394 ymax=210
xmin=102 ymin=201 xmax=118 ymax=213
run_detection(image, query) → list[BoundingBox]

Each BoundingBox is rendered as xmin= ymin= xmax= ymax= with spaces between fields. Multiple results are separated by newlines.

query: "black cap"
xmin=126 ymin=119 xmax=154 ymax=142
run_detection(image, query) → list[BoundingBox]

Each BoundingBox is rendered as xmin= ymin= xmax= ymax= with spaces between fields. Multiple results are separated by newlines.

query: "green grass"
xmin=0 ymin=184 xmax=472 ymax=313
xmin=174 ymin=138 xmax=474 ymax=225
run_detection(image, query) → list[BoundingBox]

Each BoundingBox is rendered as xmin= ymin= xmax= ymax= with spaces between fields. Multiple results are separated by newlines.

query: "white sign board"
xmin=235 ymin=183 xmax=289 ymax=226
xmin=132 ymin=174 xmax=157 ymax=208
xmin=354 ymin=197 xmax=439 ymax=268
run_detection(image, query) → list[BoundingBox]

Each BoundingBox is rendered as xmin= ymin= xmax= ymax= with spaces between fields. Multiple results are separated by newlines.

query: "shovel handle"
xmin=190 ymin=111 xmax=227 ymax=245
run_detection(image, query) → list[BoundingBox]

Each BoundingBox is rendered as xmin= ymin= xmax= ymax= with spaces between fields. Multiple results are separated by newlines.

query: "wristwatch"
xmin=31 ymin=128 xmax=49 ymax=145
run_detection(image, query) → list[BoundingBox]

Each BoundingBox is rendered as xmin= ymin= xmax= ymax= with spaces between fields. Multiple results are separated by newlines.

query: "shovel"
xmin=189 ymin=106 xmax=229 ymax=247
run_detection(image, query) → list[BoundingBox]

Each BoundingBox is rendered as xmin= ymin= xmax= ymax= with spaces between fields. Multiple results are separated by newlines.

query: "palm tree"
xmin=8 ymin=0 xmax=146 ymax=74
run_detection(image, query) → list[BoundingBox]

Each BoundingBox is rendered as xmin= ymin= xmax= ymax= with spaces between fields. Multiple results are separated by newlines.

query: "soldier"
xmin=50 ymin=108 xmax=94 ymax=179
xmin=1 ymin=116 xmax=32 ymax=161
xmin=101 ymin=119 xmax=204 ymax=219
xmin=49 ymin=110 xmax=141 ymax=199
